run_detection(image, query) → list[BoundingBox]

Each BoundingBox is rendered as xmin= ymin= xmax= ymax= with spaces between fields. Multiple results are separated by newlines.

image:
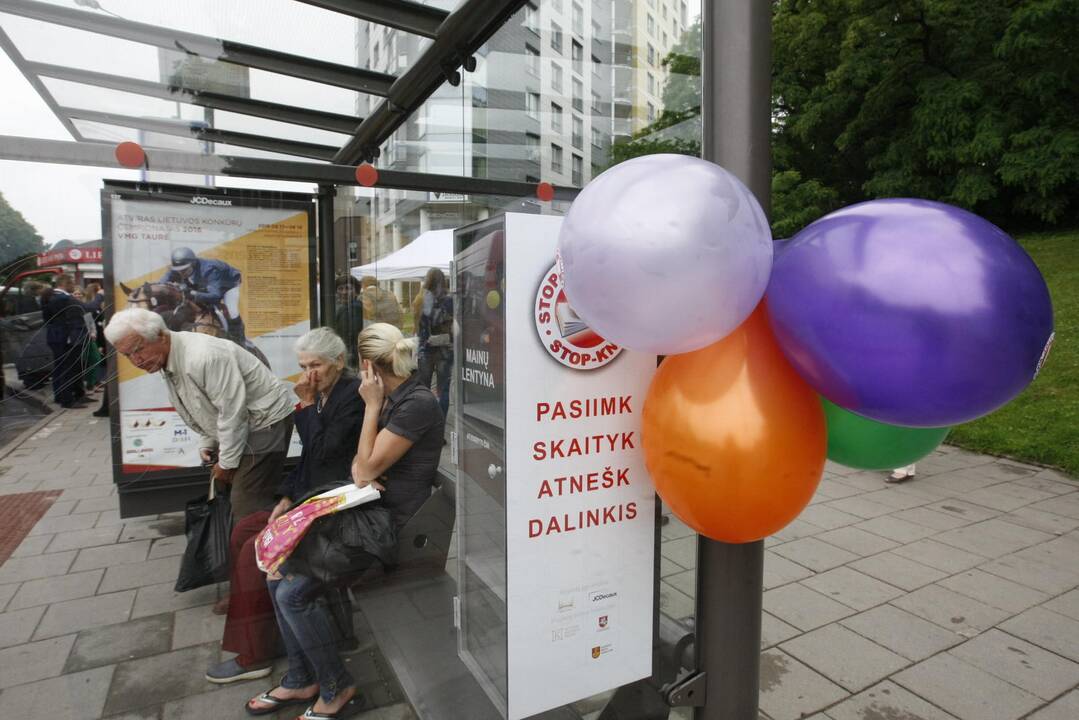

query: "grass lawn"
xmin=946 ymin=229 xmax=1078 ymax=478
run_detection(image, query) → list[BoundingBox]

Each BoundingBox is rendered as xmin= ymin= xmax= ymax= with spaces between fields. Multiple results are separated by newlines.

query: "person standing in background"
xmin=41 ymin=274 xmax=88 ymax=408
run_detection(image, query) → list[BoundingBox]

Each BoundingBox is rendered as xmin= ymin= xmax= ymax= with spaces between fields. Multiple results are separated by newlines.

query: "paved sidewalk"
xmin=1 ymin=404 xmax=1078 ymax=720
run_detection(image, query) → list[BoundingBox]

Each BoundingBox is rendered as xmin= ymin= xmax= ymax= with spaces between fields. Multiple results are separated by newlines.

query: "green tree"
xmin=772 ymin=0 xmax=1079 ymax=229
xmin=0 ymin=192 xmax=43 ymax=282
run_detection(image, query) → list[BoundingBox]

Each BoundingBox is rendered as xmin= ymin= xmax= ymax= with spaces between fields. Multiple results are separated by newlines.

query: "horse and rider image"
xmin=119 ymin=247 xmax=270 ymax=367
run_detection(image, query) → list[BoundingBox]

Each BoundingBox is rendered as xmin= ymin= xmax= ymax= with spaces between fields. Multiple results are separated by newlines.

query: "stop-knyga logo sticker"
xmin=534 ymin=262 xmax=622 ymax=370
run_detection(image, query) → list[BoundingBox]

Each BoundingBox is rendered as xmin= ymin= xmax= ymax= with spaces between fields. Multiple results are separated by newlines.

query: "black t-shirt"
xmin=379 ymin=372 xmax=445 ymax=526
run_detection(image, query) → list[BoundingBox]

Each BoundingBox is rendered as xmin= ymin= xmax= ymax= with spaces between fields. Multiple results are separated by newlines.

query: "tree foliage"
xmin=607 ymin=2 xmax=1078 ymax=235
xmin=0 ymin=192 xmax=43 ymax=281
xmin=773 ymin=0 xmax=1079 ymax=229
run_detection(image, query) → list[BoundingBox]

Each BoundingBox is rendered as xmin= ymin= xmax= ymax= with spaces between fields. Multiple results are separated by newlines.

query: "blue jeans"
xmin=417 ymin=346 xmax=452 ymax=417
xmin=269 ymin=574 xmax=353 ymax=703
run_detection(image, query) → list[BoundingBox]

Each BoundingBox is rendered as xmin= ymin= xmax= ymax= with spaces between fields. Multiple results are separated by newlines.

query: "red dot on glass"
xmin=536 ymin=182 xmax=555 ymax=202
xmin=115 ymin=142 xmax=146 ymax=168
xmin=355 ymin=164 xmax=379 ymax=187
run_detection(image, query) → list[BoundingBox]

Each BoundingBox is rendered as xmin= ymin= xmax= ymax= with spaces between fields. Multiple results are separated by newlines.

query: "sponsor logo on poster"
xmin=590 ymin=644 xmax=613 ymax=659
xmin=590 ymin=591 xmax=617 ymax=603
xmin=598 ymin=615 xmax=608 ymax=629
xmin=190 ymin=196 xmax=233 ymax=206
xmin=534 ymin=262 xmax=622 ymax=370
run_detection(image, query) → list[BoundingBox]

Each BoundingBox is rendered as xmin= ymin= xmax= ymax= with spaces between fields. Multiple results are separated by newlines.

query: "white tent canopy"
xmin=349 ymin=228 xmax=453 ymax=282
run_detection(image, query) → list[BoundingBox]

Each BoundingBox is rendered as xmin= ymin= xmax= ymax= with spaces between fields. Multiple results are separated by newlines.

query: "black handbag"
xmin=174 ymin=473 xmax=232 ymax=592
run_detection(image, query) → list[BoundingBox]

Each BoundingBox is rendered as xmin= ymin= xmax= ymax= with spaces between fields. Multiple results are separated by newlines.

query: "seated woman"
xmin=246 ymin=322 xmax=445 ymax=719
xmin=207 ymin=327 xmax=363 ymax=685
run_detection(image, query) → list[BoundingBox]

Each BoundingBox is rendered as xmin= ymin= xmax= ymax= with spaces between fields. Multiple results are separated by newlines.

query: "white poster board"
xmin=497 ymin=213 xmax=657 ymax=718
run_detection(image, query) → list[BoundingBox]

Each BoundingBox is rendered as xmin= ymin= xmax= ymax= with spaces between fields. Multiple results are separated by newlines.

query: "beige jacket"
xmin=160 ymin=332 xmax=293 ymax=469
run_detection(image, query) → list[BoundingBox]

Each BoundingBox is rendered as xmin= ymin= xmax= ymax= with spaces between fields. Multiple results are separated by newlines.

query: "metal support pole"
xmin=317 ymin=185 xmax=337 ymax=328
xmin=695 ymin=2 xmax=771 ymax=719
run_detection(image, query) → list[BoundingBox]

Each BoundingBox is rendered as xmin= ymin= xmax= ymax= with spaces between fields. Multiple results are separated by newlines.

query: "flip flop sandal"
xmin=245 ymin=689 xmax=319 ymax=717
xmin=297 ymin=696 xmax=363 ymax=720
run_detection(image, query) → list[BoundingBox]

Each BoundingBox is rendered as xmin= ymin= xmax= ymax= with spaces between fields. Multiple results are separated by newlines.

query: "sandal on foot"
xmin=245 ymin=688 xmax=319 ymax=716
xmin=297 ymin=696 xmax=363 ymax=720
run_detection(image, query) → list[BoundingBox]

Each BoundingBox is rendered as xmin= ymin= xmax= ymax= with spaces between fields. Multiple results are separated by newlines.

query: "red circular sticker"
xmin=534 ymin=263 xmax=622 ymax=370
xmin=355 ymin=164 xmax=379 ymax=186
xmin=536 ymin=182 xmax=555 ymax=202
xmin=115 ymin=141 xmax=146 ymax=168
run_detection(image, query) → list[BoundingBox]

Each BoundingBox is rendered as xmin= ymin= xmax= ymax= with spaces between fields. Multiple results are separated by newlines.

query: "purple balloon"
xmin=766 ymin=199 xmax=1054 ymax=427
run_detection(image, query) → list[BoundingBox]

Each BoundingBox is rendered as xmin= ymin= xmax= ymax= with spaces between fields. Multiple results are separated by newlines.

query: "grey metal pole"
xmin=317 ymin=184 xmax=337 ymax=327
xmin=695 ymin=1 xmax=772 ymax=719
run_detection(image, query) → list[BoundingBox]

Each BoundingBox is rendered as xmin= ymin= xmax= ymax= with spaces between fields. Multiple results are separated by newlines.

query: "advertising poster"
xmin=455 ymin=214 xmax=657 ymax=719
xmin=104 ymin=183 xmax=313 ymax=477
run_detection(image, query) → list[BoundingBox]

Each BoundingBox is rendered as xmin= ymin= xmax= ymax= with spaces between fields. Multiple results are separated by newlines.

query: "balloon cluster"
xmin=558 ymin=155 xmax=1054 ymax=543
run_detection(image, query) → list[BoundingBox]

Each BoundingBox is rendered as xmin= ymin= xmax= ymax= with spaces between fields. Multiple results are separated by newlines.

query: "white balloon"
xmin=558 ymin=154 xmax=773 ymax=355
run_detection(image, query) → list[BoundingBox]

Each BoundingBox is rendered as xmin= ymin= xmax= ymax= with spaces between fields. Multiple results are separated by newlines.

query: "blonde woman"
xmin=247 ymin=323 xmax=444 ymax=719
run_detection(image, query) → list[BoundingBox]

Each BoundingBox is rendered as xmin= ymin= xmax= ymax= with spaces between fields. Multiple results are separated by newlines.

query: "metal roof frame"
xmin=0 ymin=0 xmax=534 ymax=188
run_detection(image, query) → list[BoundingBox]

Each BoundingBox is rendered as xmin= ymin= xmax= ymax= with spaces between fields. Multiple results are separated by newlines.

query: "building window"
xmin=591 ymin=19 xmax=601 ymax=42
xmin=572 ymin=77 xmax=584 ymax=111
xmin=591 ymin=90 xmax=601 ymax=112
xmin=647 ymin=43 xmax=655 ymax=65
xmin=647 ymin=102 xmax=656 ymax=122
xmin=472 ymin=156 xmax=488 ymax=178
xmin=526 ymin=91 xmax=540 ymax=118
xmin=523 ymin=2 xmax=538 ymax=33
xmin=551 ymin=102 xmax=563 ymax=132
xmin=592 ymin=54 xmax=601 ymax=76
xmin=526 ymin=174 xmax=540 ymax=184
xmin=525 ymin=132 xmax=540 ymax=161
xmin=662 ymin=4 xmax=667 ymax=17
xmin=572 ymin=2 xmax=584 ymax=35
xmin=591 ymin=126 xmax=601 ymax=147
xmin=662 ymin=31 xmax=668 ymax=48
xmin=647 ymin=14 xmax=655 ymax=35
xmin=551 ymin=143 xmax=564 ymax=173
xmin=552 ymin=0 xmax=563 ymax=10
xmin=572 ymin=40 xmax=583 ymax=75
xmin=551 ymin=21 xmax=563 ymax=53
xmin=572 ymin=115 xmax=583 ymax=149
xmin=526 ymin=44 xmax=540 ymax=75
xmin=551 ymin=61 xmax=563 ymax=92
xmin=572 ymin=154 xmax=583 ymax=185
xmin=647 ymin=72 xmax=655 ymax=94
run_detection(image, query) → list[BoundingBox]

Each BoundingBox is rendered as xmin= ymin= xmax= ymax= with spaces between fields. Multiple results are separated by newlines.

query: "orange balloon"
xmin=642 ymin=303 xmax=826 ymax=542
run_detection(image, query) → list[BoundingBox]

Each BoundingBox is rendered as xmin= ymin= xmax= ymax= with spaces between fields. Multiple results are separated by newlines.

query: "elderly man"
xmin=104 ymin=308 xmax=294 ymax=519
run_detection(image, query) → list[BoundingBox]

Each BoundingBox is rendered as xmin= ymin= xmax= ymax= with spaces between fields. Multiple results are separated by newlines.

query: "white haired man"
xmin=104 ymin=308 xmax=294 ymax=522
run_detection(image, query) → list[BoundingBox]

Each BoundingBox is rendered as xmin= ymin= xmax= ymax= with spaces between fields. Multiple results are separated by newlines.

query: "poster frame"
xmin=101 ymin=180 xmax=317 ymax=518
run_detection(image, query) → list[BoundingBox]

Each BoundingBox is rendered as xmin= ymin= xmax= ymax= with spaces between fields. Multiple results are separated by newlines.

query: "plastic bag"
xmin=174 ymin=475 xmax=232 ymax=592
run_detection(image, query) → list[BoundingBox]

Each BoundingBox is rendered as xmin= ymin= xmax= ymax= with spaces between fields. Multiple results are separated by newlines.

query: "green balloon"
xmin=822 ymin=398 xmax=950 ymax=470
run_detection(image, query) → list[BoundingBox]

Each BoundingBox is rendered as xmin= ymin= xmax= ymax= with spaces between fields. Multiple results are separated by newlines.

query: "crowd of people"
xmin=104 ymin=303 xmax=446 ymax=719
xmin=34 ymin=274 xmax=108 ymax=414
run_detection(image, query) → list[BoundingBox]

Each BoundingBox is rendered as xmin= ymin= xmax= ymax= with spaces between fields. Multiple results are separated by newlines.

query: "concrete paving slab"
xmin=658 ymin=580 xmax=694 ymax=622
xmin=893 ymin=651 xmax=1042 ymax=720
xmin=158 ymin=677 xmax=287 ymax=720
xmin=840 ymin=604 xmax=963 ymax=662
xmin=71 ymin=540 xmax=152 ymax=572
xmin=103 ymin=709 xmax=162 ymax=720
xmin=853 ymin=515 xmax=939 ymax=544
xmin=764 ymin=583 xmax=856 ymax=631
xmin=27 ymin=511 xmax=100 ymax=536
xmin=950 ymin=628 xmax=1079 ymax=701
xmin=34 ymin=589 xmax=136 ymax=640
xmin=1027 ymin=493 xmax=1079 ymax=519
xmin=0 ymin=580 xmax=17 ymax=611
xmin=761 ymin=611 xmax=800 ymax=649
xmin=8 ymin=568 xmax=104 ymax=609
xmin=758 ymin=649 xmax=848 ymax=720
xmin=979 ymin=554 xmax=1079 ymax=595
xmin=893 ymin=506 xmax=972 ymax=531
xmin=1000 ymin=506 xmax=1079 ymax=536
xmin=1010 ymin=472 xmax=1076 ymax=496
xmin=0 ymin=549 xmax=76 ymax=584
xmin=891 ymin=584 xmax=1011 ymax=637
xmin=814 ymin=479 xmax=864 ymax=500
xmin=99 ymin=555 xmax=182 ymax=594
xmin=858 ymin=488 xmax=932 ymax=511
xmin=823 ymin=497 xmax=897 ymax=520
xmin=0 ymin=604 xmax=46 ymax=649
xmin=801 ymin=566 xmax=904 ymax=612
xmin=999 ymin=606 xmax=1079 ymax=663
xmin=0 ymin=633 xmax=77 ymax=689
xmin=1028 ymin=689 xmax=1079 ymax=720
xmin=938 ymin=569 xmax=1049 ymax=614
xmin=660 ymin=535 xmax=696 ymax=568
xmin=171 ymin=605 xmax=226 ymax=651
xmin=815 ymin=526 xmax=900 ymax=557
xmin=118 ymin=516 xmax=186 ymax=543
xmin=131 ymin=581 xmax=219 ymax=620
xmin=892 ymin=539 xmax=988 ymax=574
xmin=825 ymin=679 xmax=960 ymax=720
xmin=74 ymin=495 xmax=121 ymax=514
xmin=10 ymin=532 xmax=54 ymax=557
xmin=147 ymin=535 xmax=187 ymax=560
xmin=771 ymin=518 xmax=827 ymax=542
xmin=932 ymin=519 xmax=1055 ymax=559
xmin=780 ymin=624 xmax=909 ymax=692
xmin=796 ymin=504 xmax=864 ymax=530
xmin=771 ymin=537 xmax=860 ymax=573
xmin=1043 ymin=588 xmax=1079 ymax=621
xmin=46 ymin=525 xmax=124 ymax=553
xmin=103 ymin=641 xmax=228 ymax=716
xmin=0 ymin=665 xmax=115 ymax=720
xmin=962 ymin=484 xmax=1056 ymax=513
xmin=849 ymin=552 xmax=948 ymax=592
xmin=763 ymin=550 xmax=814 ymax=590
xmin=65 ymin=613 xmax=174 ymax=673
